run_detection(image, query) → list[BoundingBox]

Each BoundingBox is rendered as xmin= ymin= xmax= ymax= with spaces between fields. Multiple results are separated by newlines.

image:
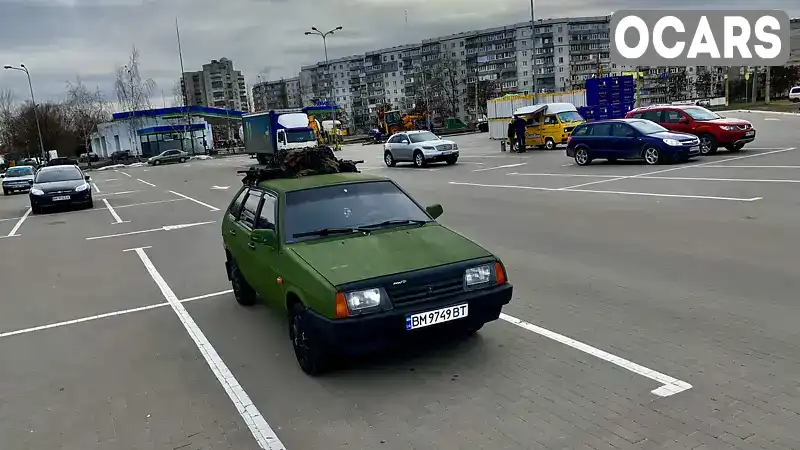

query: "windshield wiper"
xmin=361 ymin=219 xmax=428 ymax=229
xmin=293 ymin=227 xmax=371 ymax=238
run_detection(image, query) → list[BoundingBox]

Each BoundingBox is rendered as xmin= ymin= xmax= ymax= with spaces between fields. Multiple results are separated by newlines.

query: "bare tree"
xmin=114 ymin=46 xmax=157 ymax=154
xmin=65 ymin=77 xmax=111 ymax=156
xmin=0 ymin=89 xmax=15 ymax=150
xmin=426 ymin=54 xmax=461 ymax=119
xmin=171 ymin=80 xmax=184 ymax=107
xmin=693 ymin=70 xmax=713 ymax=100
xmin=466 ymin=79 xmax=498 ymax=118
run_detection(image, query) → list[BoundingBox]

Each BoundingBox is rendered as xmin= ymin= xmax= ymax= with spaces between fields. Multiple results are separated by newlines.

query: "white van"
xmin=790 ymin=86 xmax=800 ymax=102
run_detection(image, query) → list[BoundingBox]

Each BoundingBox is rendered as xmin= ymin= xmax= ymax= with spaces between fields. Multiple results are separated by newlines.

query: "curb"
xmin=718 ymin=109 xmax=800 ymax=117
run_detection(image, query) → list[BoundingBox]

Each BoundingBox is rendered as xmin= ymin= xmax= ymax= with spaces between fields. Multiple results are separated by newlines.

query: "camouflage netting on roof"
xmin=241 ymin=146 xmax=362 ymax=185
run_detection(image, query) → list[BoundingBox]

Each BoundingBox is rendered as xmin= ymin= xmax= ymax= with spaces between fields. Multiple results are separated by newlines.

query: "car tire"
xmin=2 ymin=189 xmax=8 ymax=196
xmin=413 ymin=150 xmax=427 ymax=168
xmin=725 ymin=143 xmax=744 ymax=152
xmin=154 ymin=160 xmax=161 ymax=166
xmin=574 ymin=147 xmax=591 ymax=166
xmin=544 ymin=138 xmax=556 ymax=150
xmin=229 ymin=259 xmax=256 ymax=306
xmin=31 ymin=204 xmax=41 ymax=215
xmin=86 ymin=197 xmax=94 ymax=209
xmin=445 ymin=156 xmax=458 ymax=165
xmin=384 ymin=151 xmax=396 ymax=167
xmin=180 ymin=157 xmax=187 ymax=163
xmin=643 ymin=147 xmax=662 ymax=165
xmin=460 ymin=323 xmax=484 ymax=337
xmin=289 ymin=302 xmax=330 ymax=376
xmin=699 ymin=134 xmax=717 ymax=155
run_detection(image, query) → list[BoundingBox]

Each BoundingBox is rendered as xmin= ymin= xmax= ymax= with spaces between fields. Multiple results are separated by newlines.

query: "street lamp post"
xmin=4 ymin=64 xmax=46 ymax=160
xmin=305 ymin=26 xmax=343 ymax=150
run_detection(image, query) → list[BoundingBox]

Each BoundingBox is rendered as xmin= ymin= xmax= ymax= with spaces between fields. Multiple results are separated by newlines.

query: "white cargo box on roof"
xmin=277 ymin=112 xmax=309 ymax=129
xmin=512 ymin=102 xmax=578 ymax=117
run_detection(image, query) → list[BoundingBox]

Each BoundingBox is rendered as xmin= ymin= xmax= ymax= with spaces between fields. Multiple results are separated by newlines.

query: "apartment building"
xmin=251 ymin=77 xmax=302 ymax=112
xmin=180 ymin=58 xmax=249 ymax=112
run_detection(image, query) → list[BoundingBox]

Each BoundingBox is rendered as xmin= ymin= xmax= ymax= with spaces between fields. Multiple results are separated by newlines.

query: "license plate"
xmin=745 ymin=130 xmax=755 ymax=136
xmin=406 ymin=303 xmax=468 ymax=330
xmin=52 ymin=195 xmax=71 ymax=201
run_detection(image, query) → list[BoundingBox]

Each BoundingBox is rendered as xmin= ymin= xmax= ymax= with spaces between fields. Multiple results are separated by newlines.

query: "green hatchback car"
xmin=221 ymin=171 xmax=513 ymax=375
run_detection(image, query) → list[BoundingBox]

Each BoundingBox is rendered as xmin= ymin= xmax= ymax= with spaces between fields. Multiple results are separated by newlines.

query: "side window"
xmin=641 ymin=111 xmax=661 ymax=122
xmin=257 ymin=195 xmax=277 ymax=229
xmin=543 ymin=115 xmax=557 ymax=125
xmin=611 ymin=123 xmax=636 ymax=137
xmin=399 ymin=134 xmax=409 ymax=143
xmin=239 ymin=191 xmax=262 ymax=229
xmin=389 ymin=135 xmax=401 ymax=143
xmin=592 ymin=123 xmax=612 ymax=136
xmin=572 ymin=125 xmax=588 ymax=136
xmin=662 ymin=110 xmax=685 ymax=123
xmin=630 ymin=113 xmax=643 ymax=119
xmin=228 ymin=188 xmax=248 ymax=219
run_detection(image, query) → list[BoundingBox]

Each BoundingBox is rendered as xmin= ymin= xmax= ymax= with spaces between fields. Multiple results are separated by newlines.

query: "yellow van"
xmin=512 ymin=103 xmax=585 ymax=150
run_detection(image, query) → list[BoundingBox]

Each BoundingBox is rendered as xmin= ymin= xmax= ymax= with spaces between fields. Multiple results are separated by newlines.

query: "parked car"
xmin=626 ymin=105 xmax=754 ymax=154
xmin=47 ymin=157 xmax=78 ymax=166
xmin=566 ymin=118 xmax=701 ymax=166
xmin=789 ymin=86 xmax=800 ymax=102
xmin=148 ymin=149 xmax=189 ymax=166
xmin=111 ymin=150 xmax=133 ymax=162
xmin=2 ymin=165 xmax=36 ymax=195
xmin=29 ymin=165 xmax=93 ymax=213
xmin=383 ymin=130 xmax=459 ymax=168
xmin=79 ymin=152 xmax=99 ymax=162
xmin=222 ymin=171 xmax=512 ymax=375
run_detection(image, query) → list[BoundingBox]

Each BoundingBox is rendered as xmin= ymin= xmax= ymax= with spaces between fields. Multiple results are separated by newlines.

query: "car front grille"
xmin=733 ymin=124 xmax=751 ymax=130
xmin=47 ymin=190 xmax=74 ymax=195
xmin=384 ymin=265 xmax=465 ymax=306
xmin=436 ymin=144 xmax=453 ymax=151
xmin=679 ymin=138 xmax=700 ymax=146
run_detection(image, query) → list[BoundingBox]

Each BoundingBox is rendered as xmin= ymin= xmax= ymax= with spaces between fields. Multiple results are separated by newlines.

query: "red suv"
xmin=625 ymin=105 xmax=755 ymax=154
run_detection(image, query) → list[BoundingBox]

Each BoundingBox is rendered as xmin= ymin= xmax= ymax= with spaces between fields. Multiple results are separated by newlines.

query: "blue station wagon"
xmin=566 ymin=119 xmax=701 ymax=166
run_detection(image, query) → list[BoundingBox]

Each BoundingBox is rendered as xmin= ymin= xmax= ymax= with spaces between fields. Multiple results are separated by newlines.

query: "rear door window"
xmin=572 ymin=125 xmax=589 ymax=136
xmin=239 ymin=191 xmax=262 ymax=229
xmin=590 ymin=123 xmax=612 ymax=136
xmin=228 ymin=188 xmax=249 ymax=220
xmin=662 ymin=110 xmax=685 ymax=123
xmin=611 ymin=123 xmax=636 ymax=137
xmin=641 ymin=110 xmax=661 ymax=122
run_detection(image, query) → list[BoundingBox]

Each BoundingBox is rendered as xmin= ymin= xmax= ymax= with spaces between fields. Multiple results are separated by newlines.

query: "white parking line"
xmin=85 ymin=220 xmax=215 ymax=241
xmin=169 ymin=190 xmax=221 ymax=211
xmin=95 ymin=190 xmax=140 ymax=197
xmin=115 ymin=170 xmax=132 ymax=178
xmin=702 ymin=165 xmax=800 ymax=169
xmin=0 ymin=289 xmax=232 ymax=339
xmin=508 ymin=172 xmax=800 ymax=184
xmin=1 ymin=207 xmax=31 ymax=238
xmin=102 ymin=198 xmax=128 ymax=224
xmin=448 ymin=181 xmax=761 ymax=202
xmin=137 ymin=179 xmax=156 ymax=187
xmin=132 ymin=247 xmax=285 ymax=449
xmin=500 ymin=314 xmax=692 ymax=397
xmin=114 ymin=198 xmax=187 ymax=209
xmin=92 ymin=183 xmax=101 ymax=193
xmin=473 ymin=162 xmax=527 ymax=172
xmin=560 ymin=147 xmax=797 ymax=190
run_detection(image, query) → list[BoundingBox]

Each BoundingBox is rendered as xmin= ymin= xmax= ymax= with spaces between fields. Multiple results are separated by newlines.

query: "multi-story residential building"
xmin=180 ymin=58 xmax=249 ymax=112
xmin=251 ymin=77 xmax=302 ymax=112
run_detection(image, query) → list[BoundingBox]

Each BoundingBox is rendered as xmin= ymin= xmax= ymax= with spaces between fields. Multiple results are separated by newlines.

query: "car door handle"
xmin=229 ymin=229 xmax=236 ymax=235
xmin=248 ymin=242 xmax=256 ymax=250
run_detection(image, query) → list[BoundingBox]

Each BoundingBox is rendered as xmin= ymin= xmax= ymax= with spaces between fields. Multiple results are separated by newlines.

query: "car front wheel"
xmin=384 ymin=151 xmax=396 ymax=167
xmin=229 ymin=259 xmax=256 ymax=306
xmin=574 ymin=148 xmax=591 ymax=166
xmin=289 ymin=303 xmax=330 ymax=375
xmin=643 ymin=147 xmax=662 ymax=165
xmin=413 ymin=151 xmax=427 ymax=168
xmin=699 ymin=134 xmax=717 ymax=155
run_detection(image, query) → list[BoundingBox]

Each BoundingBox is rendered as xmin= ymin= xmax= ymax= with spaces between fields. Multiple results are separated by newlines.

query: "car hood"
xmin=34 ymin=179 xmax=85 ymax=192
xmin=290 ymin=224 xmax=492 ymax=286
xmin=416 ymin=139 xmax=455 ymax=147
xmin=3 ymin=174 xmax=34 ymax=183
xmin=705 ymin=117 xmax=751 ymax=126
xmin=649 ymin=131 xmax=698 ymax=141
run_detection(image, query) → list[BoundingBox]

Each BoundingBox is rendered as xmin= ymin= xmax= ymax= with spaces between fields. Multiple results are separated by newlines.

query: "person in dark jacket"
xmin=514 ymin=116 xmax=527 ymax=152
xmin=506 ymin=121 xmax=516 ymax=152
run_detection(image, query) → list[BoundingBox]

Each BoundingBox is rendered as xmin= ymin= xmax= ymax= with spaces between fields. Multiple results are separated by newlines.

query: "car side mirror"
xmin=426 ymin=203 xmax=443 ymax=220
xmin=401 ymin=140 xmax=409 ymax=144
xmin=85 ymin=175 xmax=91 ymax=181
xmin=251 ymin=228 xmax=278 ymax=248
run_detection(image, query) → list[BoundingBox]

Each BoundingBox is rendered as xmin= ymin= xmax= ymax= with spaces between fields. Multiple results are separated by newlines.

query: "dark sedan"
xmin=29 ymin=165 xmax=94 ymax=214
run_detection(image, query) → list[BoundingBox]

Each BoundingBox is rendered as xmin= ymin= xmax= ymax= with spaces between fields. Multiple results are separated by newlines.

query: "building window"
xmin=523 ymin=80 xmax=529 ymax=86
xmin=558 ymin=26 xmax=562 ymax=32
xmin=559 ymin=57 xmax=563 ymax=63
xmin=461 ymin=51 xmax=465 ymax=55
xmin=557 ymin=37 xmax=563 ymax=43
xmin=523 ymin=71 xmax=528 ymax=76
xmin=523 ymin=61 xmax=528 ymax=66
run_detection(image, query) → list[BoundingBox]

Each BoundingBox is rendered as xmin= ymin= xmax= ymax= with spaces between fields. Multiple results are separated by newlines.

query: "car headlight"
xmin=720 ymin=125 xmax=737 ymax=131
xmin=75 ymin=183 xmax=90 ymax=192
xmin=30 ymin=188 xmax=44 ymax=196
xmin=662 ymin=139 xmax=682 ymax=146
xmin=452 ymin=143 xmax=458 ymax=150
xmin=464 ymin=264 xmax=496 ymax=289
xmin=339 ymin=287 xmax=390 ymax=316
xmin=422 ymin=146 xmax=436 ymax=151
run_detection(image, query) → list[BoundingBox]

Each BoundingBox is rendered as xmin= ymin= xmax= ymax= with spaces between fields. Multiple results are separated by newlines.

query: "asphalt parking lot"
xmin=1 ymin=109 xmax=799 ymax=450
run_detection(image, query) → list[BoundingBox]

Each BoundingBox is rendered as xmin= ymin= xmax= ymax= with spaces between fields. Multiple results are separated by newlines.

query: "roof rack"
xmin=237 ymin=146 xmax=364 ymax=186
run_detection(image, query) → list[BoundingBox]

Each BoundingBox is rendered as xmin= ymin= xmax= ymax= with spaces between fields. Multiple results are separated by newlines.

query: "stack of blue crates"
xmin=581 ymin=75 xmax=636 ymax=121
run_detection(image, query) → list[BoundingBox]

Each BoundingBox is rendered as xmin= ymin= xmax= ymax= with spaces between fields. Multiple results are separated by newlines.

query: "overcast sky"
xmin=1 ymin=0 xmax=797 ymax=110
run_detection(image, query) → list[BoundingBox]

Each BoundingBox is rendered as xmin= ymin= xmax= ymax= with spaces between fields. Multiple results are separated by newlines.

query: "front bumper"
xmin=423 ymin=150 xmax=459 ymax=162
xmin=306 ymin=283 xmax=513 ymax=356
xmin=3 ymin=182 xmax=32 ymax=192
xmin=30 ymin=189 xmax=92 ymax=208
xmin=719 ymin=129 xmax=756 ymax=146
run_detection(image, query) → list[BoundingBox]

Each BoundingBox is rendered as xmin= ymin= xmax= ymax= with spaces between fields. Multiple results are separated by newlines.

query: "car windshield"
xmin=5 ymin=167 xmax=33 ymax=177
xmin=284 ymin=180 xmax=432 ymax=243
xmin=286 ymin=130 xmax=316 ymax=143
xmin=409 ymin=132 xmax=439 ymax=143
xmin=629 ymin=120 xmax=668 ymax=135
xmin=35 ymin=167 xmax=82 ymax=183
xmin=683 ymin=107 xmax=720 ymax=121
xmin=556 ymin=111 xmax=584 ymax=123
